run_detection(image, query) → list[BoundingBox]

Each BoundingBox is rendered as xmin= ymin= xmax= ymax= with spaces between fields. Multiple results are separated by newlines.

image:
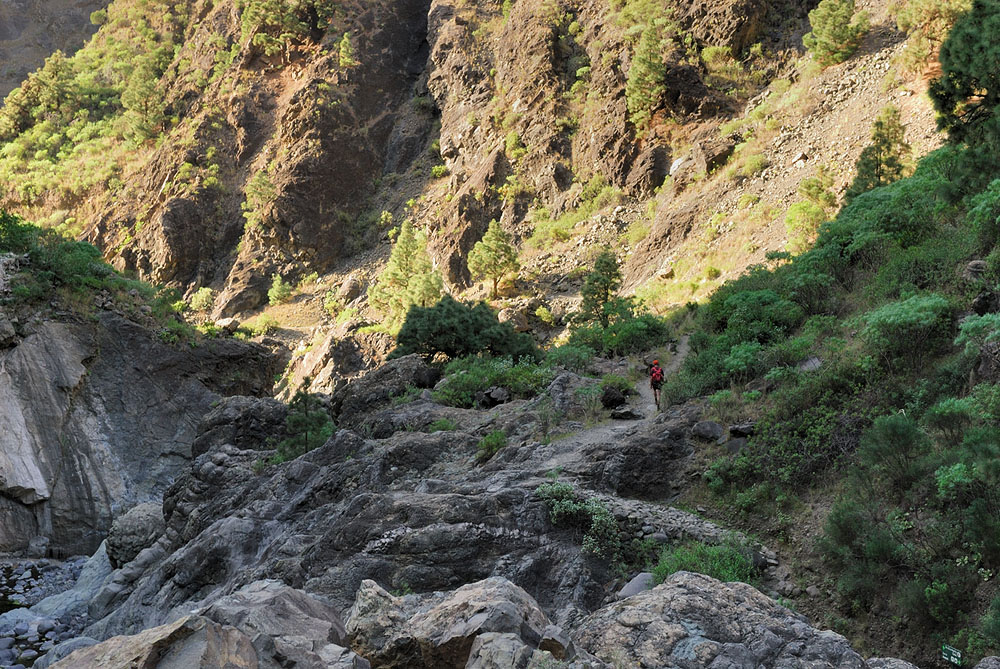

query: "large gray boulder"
xmin=330 ymin=354 xmax=440 ymax=426
xmin=106 ymin=503 xmax=165 ymax=569
xmin=347 ymin=577 xmax=567 ymax=668
xmin=202 ymin=580 xmax=367 ymax=668
xmin=575 ymin=571 xmax=866 ymax=668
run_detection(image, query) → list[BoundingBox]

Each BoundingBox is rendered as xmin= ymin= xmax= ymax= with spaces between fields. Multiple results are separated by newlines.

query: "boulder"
xmin=600 ymin=386 xmax=626 ymax=409
xmin=497 ymin=308 xmax=530 ymax=333
xmin=106 ymin=503 xmax=165 ymax=569
xmin=576 ymin=571 xmax=867 ymax=668
xmin=202 ymin=580 xmax=368 ymax=669
xmin=31 ymin=542 xmax=113 ymax=620
xmin=616 ymin=572 xmax=655 ymax=600
xmin=866 ymin=659 xmax=921 ymax=669
xmin=347 ymin=577 xmax=562 ymax=669
xmin=49 ymin=616 xmax=256 ymax=669
xmin=32 ymin=638 xmax=99 ymax=669
xmin=191 ymin=395 xmax=289 ymax=457
xmin=691 ymin=420 xmax=725 ymax=441
xmin=331 ymin=354 xmax=441 ymax=426
xmin=337 ymin=274 xmax=365 ymax=303
xmin=976 ymin=659 xmax=1000 ymax=669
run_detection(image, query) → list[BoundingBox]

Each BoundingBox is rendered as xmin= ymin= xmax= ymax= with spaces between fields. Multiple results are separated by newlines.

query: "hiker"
xmin=649 ymin=359 xmax=663 ymax=409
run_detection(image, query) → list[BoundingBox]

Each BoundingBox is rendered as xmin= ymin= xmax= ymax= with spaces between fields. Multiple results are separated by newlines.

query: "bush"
xmin=425 ymin=418 xmax=457 ymax=432
xmin=391 ymin=295 xmax=538 ymax=361
xmin=268 ymin=273 xmax=294 ymax=305
xmin=785 ymin=201 xmax=827 ymax=253
xmin=857 ymin=413 xmax=933 ymax=492
xmin=803 ymin=0 xmax=869 ymax=66
xmin=859 ymin=293 xmax=952 ymax=368
xmin=432 ymin=356 xmax=555 ymax=408
xmin=189 ymin=287 xmax=214 ymax=312
xmin=652 ymin=536 xmax=757 ymax=585
xmin=535 ymin=481 xmax=622 ymax=561
xmin=476 ymin=430 xmax=507 ymax=462
xmin=544 ymin=344 xmax=595 ymax=372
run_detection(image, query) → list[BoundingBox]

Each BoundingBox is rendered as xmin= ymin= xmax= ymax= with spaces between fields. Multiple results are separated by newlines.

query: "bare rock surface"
xmin=0 ymin=313 xmax=276 ymax=556
xmin=576 ymin=571 xmax=867 ymax=668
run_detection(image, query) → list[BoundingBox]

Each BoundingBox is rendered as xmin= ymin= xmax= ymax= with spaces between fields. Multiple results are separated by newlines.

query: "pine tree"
xmin=846 ymin=106 xmax=910 ymax=201
xmin=578 ymin=249 xmax=622 ymax=328
xmin=467 ymin=220 xmax=520 ymax=297
xmin=802 ymin=0 xmax=869 ymax=66
xmin=275 ymin=381 xmax=334 ymax=462
xmin=339 ymin=32 xmax=358 ymax=68
xmin=367 ymin=220 xmax=443 ymax=328
xmin=929 ymin=0 xmax=1000 ymax=144
xmin=625 ymin=26 xmax=666 ymax=129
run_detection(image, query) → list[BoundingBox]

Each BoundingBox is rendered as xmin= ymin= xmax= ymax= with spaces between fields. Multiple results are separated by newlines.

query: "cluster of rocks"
xmin=0 ymin=557 xmax=97 ymax=669
xmin=0 ymin=561 xmax=85 ymax=613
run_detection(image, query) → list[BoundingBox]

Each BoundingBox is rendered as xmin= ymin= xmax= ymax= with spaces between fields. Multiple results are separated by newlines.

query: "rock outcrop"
xmin=0 ymin=311 xmax=276 ymax=556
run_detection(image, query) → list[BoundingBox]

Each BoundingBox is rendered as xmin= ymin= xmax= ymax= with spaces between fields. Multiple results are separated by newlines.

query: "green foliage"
xmin=467 ymin=220 xmax=520 ymax=297
xmin=425 ymin=418 xmax=457 ymax=432
xmin=955 ymin=313 xmax=1000 ymax=353
xmin=237 ymin=0 xmax=336 ymax=60
xmin=535 ymin=481 xmax=621 ymax=561
xmin=432 ymin=356 xmax=554 ymax=408
xmin=577 ymin=249 xmax=622 ymax=329
xmin=274 ymin=384 xmax=334 ymax=462
xmin=367 ymin=219 xmax=443 ymax=330
xmin=967 ymin=179 xmax=1000 ymax=253
xmin=391 ymin=295 xmax=538 ymax=361
xmin=652 ymin=536 xmax=758 ymax=585
xmin=267 ymin=273 xmax=294 ymax=305
xmin=243 ymin=169 xmax=277 ymax=228
xmin=189 ymin=287 xmax=214 ymax=312
xmin=930 ymin=0 xmax=1000 ymax=145
xmin=785 ymin=201 xmax=827 ymax=254
xmin=846 ymin=106 xmax=911 ymax=201
xmin=476 ymin=430 xmax=508 ymax=462
xmin=858 ymin=293 xmax=952 ymax=368
xmin=802 ymin=0 xmax=869 ymax=66
xmin=338 ymin=32 xmax=358 ymax=68
xmin=625 ymin=26 xmax=666 ymax=128
xmin=544 ymin=344 xmax=595 ymax=372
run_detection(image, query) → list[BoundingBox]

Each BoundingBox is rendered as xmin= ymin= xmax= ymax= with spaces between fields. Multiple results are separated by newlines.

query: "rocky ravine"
xmin=0 ymin=354 xmax=987 ymax=668
xmin=0 ymin=305 xmax=277 ymax=558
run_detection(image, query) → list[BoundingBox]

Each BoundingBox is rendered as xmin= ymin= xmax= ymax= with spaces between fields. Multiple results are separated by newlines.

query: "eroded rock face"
xmin=347 ymin=577 xmax=557 ymax=668
xmin=576 ymin=571 xmax=866 ymax=668
xmin=0 ymin=312 xmax=275 ymax=556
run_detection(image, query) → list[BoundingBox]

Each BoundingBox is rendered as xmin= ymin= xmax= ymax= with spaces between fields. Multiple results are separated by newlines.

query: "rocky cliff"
xmin=0 ymin=0 xmax=108 ymax=98
xmin=0 ymin=306 xmax=276 ymax=557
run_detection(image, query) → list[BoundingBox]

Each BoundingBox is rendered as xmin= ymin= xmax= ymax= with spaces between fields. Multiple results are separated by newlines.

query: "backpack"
xmin=650 ymin=365 xmax=663 ymax=382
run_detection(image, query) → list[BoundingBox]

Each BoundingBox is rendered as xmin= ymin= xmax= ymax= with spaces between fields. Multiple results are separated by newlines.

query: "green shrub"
xmin=433 ymin=356 xmax=555 ymax=408
xmin=242 ymin=314 xmax=280 ymax=337
xmin=785 ymin=201 xmax=827 ymax=253
xmin=967 ymin=179 xmax=1000 ymax=252
xmin=859 ymin=293 xmax=952 ymax=368
xmin=391 ymin=295 xmax=538 ymax=361
xmin=268 ymin=274 xmax=294 ymax=305
xmin=536 ymin=481 xmax=621 ymax=561
xmin=600 ymin=374 xmax=633 ymax=394
xmin=189 ymin=287 xmax=214 ymax=312
xmin=544 ymin=344 xmax=595 ymax=372
xmin=425 ymin=418 xmax=457 ymax=432
xmin=476 ymin=430 xmax=507 ymax=462
xmin=803 ymin=0 xmax=869 ymax=66
xmin=846 ymin=106 xmax=910 ymax=201
xmin=430 ymin=164 xmax=449 ymax=178
xmin=652 ymin=536 xmax=757 ymax=585
xmin=857 ymin=413 xmax=933 ymax=492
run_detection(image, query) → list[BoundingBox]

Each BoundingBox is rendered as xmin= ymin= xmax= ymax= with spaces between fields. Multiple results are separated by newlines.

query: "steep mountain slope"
xmin=0 ymin=0 xmax=108 ymax=98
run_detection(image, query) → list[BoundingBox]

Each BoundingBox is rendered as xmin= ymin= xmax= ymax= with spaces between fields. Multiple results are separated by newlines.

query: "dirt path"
xmin=534 ymin=335 xmax=692 ymax=474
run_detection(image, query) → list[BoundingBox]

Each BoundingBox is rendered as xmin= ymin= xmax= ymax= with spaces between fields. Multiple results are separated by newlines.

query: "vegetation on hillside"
xmin=668 ymin=0 xmax=1000 ymax=658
